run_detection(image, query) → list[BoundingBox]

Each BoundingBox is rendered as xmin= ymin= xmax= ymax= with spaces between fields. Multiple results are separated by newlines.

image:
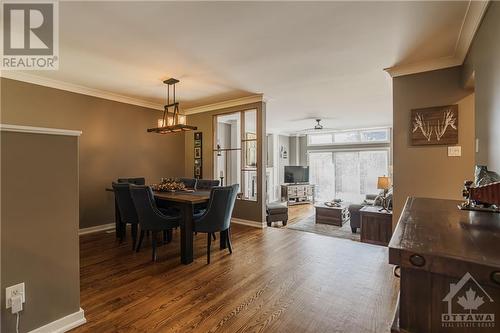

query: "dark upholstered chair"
xmin=195 ymin=179 xmax=220 ymax=190
xmin=179 ymin=177 xmax=197 ymax=189
xmin=112 ymin=182 xmax=140 ymax=249
xmin=130 ymin=185 xmax=181 ymax=261
xmin=194 ymin=184 xmax=238 ymax=264
xmin=117 ymin=177 xmax=146 ymax=185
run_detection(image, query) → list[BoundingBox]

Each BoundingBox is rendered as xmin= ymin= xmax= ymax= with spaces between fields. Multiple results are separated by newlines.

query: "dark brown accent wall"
xmin=463 ymin=2 xmax=500 ymax=171
xmin=392 ymin=67 xmax=475 ymax=224
xmin=1 ymin=78 xmax=186 ymax=228
xmin=184 ymin=102 xmax=266 ymax=223
xmin=1 ymin=131 xmax=80 ymax=332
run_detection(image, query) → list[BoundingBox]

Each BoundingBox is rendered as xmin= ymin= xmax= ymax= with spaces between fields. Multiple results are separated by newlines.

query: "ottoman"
xmin=266 ymin=202 xmax=288 ymax=227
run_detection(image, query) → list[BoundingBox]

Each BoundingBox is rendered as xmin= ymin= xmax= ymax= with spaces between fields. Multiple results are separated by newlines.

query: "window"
xmin=308 ymin=149 xmax=389 ymax=202
xmin=214 ymin=109 xmax=258 ymax=201
xmin=307 ymin=128 xmax=390 ymax=146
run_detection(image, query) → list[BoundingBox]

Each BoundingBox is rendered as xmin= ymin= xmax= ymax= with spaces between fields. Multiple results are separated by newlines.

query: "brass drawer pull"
xmin=492 ymin=271 xmax=500 ymax=285
xmin=409 ymin=254 xmax=426 ymax=267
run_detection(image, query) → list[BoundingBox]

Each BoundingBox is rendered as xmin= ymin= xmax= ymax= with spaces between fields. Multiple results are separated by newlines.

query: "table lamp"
xmin=377 ymin=176 xmax=391 ymax=212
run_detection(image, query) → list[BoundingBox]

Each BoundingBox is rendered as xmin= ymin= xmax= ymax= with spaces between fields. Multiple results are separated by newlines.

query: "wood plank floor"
xmin=72 ymin=224 xmax=399 ymax=333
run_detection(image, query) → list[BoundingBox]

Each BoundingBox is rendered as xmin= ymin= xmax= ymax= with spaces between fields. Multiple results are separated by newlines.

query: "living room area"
xmin=266 ymin=126 xmax=393 ymax=244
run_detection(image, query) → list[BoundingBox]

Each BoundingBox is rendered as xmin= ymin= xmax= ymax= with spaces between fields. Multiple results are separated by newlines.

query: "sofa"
xmin=348 ymin=191 xmax=393 ymax=233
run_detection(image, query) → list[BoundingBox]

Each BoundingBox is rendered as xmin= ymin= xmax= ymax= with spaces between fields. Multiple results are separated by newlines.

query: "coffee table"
xmin=314 ymin=203 xmax=350 ymax=226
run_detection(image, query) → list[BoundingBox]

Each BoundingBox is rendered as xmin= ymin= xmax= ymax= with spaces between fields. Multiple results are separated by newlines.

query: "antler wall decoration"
xmin=410 ymin=105 xmax=459 ymax=146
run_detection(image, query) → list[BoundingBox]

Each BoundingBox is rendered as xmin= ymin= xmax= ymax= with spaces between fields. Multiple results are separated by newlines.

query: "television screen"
xmin=284 ymin=166 xmax=309 ymax=183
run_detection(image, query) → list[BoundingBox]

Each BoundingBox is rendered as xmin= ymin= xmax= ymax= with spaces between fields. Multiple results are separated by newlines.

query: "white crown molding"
xmin=28 ymin=308 xmax=86 ymax=333
xmin=184 ymin=94 xmax=264 ymax=115
xmin=0 ymin=124 xmax=82 ymax=136
xmin=0 ymin=71 xmax=164 ymax=110
xmin=385 ymin=0 xmax=489 ymax=78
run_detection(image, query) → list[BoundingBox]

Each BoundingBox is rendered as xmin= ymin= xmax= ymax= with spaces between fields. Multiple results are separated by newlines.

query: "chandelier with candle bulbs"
xmin=147 ymin=78 xmax=197 ymax=134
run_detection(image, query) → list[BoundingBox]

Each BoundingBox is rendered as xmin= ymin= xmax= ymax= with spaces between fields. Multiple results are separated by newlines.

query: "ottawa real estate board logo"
xmin=442 ymin=272 xmax=496 ymax=329
xmin=1 ymin=1 xmax=59 ymax=69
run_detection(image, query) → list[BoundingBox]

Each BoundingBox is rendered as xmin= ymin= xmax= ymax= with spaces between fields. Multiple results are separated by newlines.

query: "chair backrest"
xmin=117 ymin=177 xmax=146 ymax=185
xmin=179 ymin=177 xmax=197 ymax=189
xmin=130 ymin=185 xmax=177 ymax=231
xmin=200 ymin=184 xmax=239 ymax=232
xmin=196 ymin=179 xmax=220 ymax=190
xmin=112 ymin=182 xmax=139 ymax=224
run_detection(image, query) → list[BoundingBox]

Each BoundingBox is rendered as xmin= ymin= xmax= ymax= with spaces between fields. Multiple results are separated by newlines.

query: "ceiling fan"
xmin=297 ymin=118 xmax=334 ymax=134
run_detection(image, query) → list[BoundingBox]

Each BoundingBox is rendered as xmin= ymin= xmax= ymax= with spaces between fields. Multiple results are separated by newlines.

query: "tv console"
xmin=281 ymin=184 xmax=315 ymax=206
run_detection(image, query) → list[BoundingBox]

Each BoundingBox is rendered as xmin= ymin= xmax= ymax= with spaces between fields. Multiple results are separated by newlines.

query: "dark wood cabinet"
xmin=315 ymin=203 xmax=349 ymax=226
xmin=360 ymin=206 xmax=392 ymax=246
xmin=389 ymin=197 xmax=500 ymax=333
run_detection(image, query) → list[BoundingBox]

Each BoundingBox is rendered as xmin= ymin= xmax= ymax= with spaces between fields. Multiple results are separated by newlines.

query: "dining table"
xmin=107 ymin=187 xmax=225 ymax=264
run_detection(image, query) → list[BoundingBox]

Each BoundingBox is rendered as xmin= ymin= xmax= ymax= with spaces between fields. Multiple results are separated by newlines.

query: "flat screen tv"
xmin=284 ymin=166 xmax=309 ymax=183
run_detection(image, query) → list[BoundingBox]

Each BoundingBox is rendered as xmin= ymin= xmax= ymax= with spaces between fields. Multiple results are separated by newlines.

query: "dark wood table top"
xmin=153 ymin=190 xmax=210 ymax=204
xmin=389 ymin=197 xmax=500 ymax=269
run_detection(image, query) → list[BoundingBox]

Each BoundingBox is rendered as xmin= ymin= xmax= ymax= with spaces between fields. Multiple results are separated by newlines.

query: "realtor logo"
xmin=1 ymin=1 xmax=59 ymax=69
xmin=442 ymin=272 xmax=495 ymax=329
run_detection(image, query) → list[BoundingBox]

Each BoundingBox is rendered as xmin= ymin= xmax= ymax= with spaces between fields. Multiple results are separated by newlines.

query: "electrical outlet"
xmin=5 ymin=283 xmax=25 ymax=309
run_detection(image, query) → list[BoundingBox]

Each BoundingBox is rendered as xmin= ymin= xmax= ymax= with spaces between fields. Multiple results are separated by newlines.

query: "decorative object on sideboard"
xmin=410 ymin=104 xmax=458 ymax=145
xmin=147 ymin=78 xmax=197 ymax=134
xmin=459 ymin=165 xmax=500 ymax=213
xmin=376 ymin=176 xmax=391 ymax=212
xmin=194 ymin=132 xmax=203 ymax=179
xmin=152 ymin=178 xmax=187 ymax=192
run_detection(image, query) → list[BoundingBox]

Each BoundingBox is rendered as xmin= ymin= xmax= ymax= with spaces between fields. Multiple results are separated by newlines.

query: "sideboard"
xmin=389 ymin=197 xmax=500 ymax=333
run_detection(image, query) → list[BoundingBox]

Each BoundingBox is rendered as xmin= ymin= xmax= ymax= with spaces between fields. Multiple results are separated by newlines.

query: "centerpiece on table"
xmin=151 ymin=178 xmax=187 ymax=192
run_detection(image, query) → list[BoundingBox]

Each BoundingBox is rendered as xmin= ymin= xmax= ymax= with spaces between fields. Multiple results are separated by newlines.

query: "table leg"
xmin=180 ymin=204 xmax=194 ymax=264
xmin=114 ymin=199 xmax=124 ymax=240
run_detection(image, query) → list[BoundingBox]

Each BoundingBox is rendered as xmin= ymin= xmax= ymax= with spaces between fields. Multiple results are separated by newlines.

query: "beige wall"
xmin=185 ymin=102 xmax=266 ymax=223
xmin=1 ymin=78 xmax=186 ymax=228
xmin=392 ymin=67 xmax=475 ymax=223
xmin=1 ymin=131 xmax=80 ymax=332
xmin=463 ymin=2 xmax=500 ymax=171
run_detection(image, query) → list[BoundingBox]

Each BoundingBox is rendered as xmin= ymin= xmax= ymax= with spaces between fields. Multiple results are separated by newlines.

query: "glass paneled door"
xmin=309 ymin=150 xmax=389 ymax=203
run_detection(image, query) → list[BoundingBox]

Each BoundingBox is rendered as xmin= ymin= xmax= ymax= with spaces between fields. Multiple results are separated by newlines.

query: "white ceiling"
xmin=13 ymin=1 xmax=477 ymax=133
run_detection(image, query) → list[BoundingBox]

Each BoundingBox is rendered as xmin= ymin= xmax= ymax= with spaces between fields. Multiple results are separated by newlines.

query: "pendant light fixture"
xmin=147 ymin=78 xmax=197 ymax=134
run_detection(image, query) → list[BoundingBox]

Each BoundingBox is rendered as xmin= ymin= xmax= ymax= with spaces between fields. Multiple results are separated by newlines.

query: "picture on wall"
xmin=194 ymin=132 xmax=202 ymax=178
xmin=410 ymin=104 xmax=458 ymax=146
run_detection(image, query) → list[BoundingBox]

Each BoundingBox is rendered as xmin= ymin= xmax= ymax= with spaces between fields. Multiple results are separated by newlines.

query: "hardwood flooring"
xmin=287 ymin=204 xmax=314 ymax=225
xmin=73 ymin=224 xmax=399 ymax=333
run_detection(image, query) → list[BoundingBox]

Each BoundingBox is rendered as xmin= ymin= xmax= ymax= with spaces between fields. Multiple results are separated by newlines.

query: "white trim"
xmin=28 ymin=308 xmax=86 ymax=333
xmin=184 ymin=95 xmax=264 ymax=115
xmin=0 ymin=124 xmax=82 ymax=136
xmin=1 ymin=71 xmax=163 ymax=110
xmin=231 ymin=217 xmax=266 ymax=228
xmin=385 ymin=0 xmax=489 ymax=77
xmin=79 ymin=223 xmax=115 ymax=235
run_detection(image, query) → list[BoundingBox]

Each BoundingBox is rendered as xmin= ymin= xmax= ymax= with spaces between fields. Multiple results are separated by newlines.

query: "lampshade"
xmin=377 ymin=176 xmax=391 ymax=190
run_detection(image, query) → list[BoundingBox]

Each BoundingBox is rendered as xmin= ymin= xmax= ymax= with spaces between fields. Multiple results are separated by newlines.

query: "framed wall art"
xmin=410 ymin=104 xmax=458 ymax=146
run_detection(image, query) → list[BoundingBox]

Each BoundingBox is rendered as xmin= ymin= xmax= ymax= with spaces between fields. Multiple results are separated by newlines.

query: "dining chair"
xmin=112 ymin=182 xmax=140 ymax=250
xmin=179 ymin=177 xmax=197 ymax=189
xmin=117 ymin=177 xmax=146 ymax=185
xmin=130 ymin=185 xmax=181 ymax=261
xmin=194 ymin=184 xmax=239 ymax=264
xmin=195 ymin=179 xmax=220 ymax=190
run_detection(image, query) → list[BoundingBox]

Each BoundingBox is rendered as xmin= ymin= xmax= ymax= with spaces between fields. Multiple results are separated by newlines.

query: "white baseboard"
xmin=231 ymin=218 xmax=266 ymax=229
xmin=79 ymin=223 xmax=115 ymax=235
xmin=29 ymin=308 xmax=86 ymax=333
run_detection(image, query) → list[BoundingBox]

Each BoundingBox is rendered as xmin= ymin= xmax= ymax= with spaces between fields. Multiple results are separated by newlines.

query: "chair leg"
xmin=152 ymin=231 xmax=158 ymax=262
xmin=207 ymin=233 xmax=211 ymax=264
xmin=212 ymin=233 xmax=216 ymax=241
xmin=136 ymin=230 xmax=145 ymax=252
xmin=226 ymin=229 xmax=233 ymax=254
xmin=167 ymin=229 xmax=172 ymax=243
xmin=131 ymin=224 xmax=138 ymax=250
xmin=163 ymin=230 xmax=167 ymax=244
